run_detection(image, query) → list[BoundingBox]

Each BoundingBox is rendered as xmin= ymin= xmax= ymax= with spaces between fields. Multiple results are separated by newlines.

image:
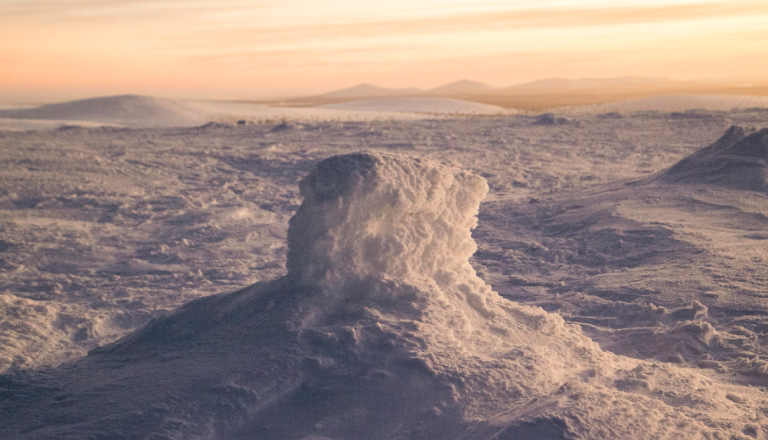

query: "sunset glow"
xmin=2 ymin=0 xmax=767 ymax=101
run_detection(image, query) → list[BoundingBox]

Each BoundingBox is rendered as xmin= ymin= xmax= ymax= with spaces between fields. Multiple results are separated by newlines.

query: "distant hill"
xmin=281 ymin=77 xmax=768 ymax=111
xmin=505 ymin=76 xmax=695 ymax=94
xmin=318 ymin=80 xmax=498 ymax=99
xmin=428 ymin=80 xmax=498 ymax=95
xmin=319 ymin=83 xmax=420 ymax=99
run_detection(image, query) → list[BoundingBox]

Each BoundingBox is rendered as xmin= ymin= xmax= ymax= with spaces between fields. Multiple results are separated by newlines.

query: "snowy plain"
xmin=0 ymin=95 xmax=768 ymax=438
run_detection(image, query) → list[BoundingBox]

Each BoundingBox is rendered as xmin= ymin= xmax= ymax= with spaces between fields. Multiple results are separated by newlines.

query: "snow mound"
xmin=660 ymin=126 xmax=768 ymax=191
xmin=318 ymin=97 xmax=510 ymax=115
xmin=559 ymin=94 xmax=768 ymax=114
xmin=0 ymin=95 xmax=207 ymax=127
xmin=4 ymin=153 xmax=767 ymax=439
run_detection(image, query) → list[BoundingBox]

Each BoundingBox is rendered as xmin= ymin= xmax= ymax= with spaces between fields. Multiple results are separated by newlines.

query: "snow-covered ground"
xmin=1 ymin=98 xmax=768 ymax=438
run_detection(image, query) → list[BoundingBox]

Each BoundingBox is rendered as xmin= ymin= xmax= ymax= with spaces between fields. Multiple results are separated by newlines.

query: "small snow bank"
xmin=558 ymin=94 xmax=768 ymax=114
xmin=659 ymin=126 xmax=768 ymax=191
xmin=0 ymin=95 xmax=208 ymax=127
xmin=318 ymin=97 xmax=511 ymax=115
xmin=7 ymin=153 xmax=767 ymax=439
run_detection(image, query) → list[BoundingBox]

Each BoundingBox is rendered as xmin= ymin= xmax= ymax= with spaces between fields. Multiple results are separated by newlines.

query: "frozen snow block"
xmin=286 ymin=151 xmax=489 ymax=287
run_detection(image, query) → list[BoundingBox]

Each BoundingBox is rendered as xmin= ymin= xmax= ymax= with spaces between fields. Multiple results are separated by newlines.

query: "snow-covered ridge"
xmin=660 ymin=126 xmax=768 ymax=191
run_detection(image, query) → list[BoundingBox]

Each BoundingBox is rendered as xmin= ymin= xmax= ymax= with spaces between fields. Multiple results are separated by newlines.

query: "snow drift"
xmin=2 ymin=152 xmax=766 ymax=439
xmin=660 ymin=126 xmax=768 ymax=191
xmin=0 ymin=94 xmax=207 ymax=127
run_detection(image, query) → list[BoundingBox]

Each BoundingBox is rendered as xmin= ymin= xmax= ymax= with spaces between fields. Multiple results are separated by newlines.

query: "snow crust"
xmin=239 ymin=152 xmax=768 ymax=438
xmin=158 ymin=151 xmax=767 ymax=438
xmin=661 ymin=126 xmax=768 ymax=191
xmin=3 ymin=120 xmax=768 ymax=439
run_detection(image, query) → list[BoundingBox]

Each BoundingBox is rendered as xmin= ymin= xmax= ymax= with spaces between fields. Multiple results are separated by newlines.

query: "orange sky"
xmin=1 ymin=0 xmax=767 ymax=102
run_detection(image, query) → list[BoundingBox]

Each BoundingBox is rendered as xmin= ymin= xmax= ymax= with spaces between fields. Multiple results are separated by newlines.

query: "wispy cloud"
xmin=4 ymin=0 xmax=765 ymax=27
xmin=1 ymin=0 xmax=767 ymax=93
xmin=133 ymin=0 xmax=768 ymax=52
xmin=0 ymin=0 xmax=276 ymax=23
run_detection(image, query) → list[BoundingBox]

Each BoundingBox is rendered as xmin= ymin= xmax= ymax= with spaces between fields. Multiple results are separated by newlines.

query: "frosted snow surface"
xmin=660 ymin=126 xmax=768 ymax=191
xmin=319 ymin=97 xmax=511 ymax=115
xmin=3 ymin=151 xmax=766 ymax=439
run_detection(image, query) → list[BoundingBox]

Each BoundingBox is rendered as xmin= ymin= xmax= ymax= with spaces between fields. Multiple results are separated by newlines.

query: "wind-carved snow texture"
xmin=272 ymin=152 xmax=768 ymax=439
xmin=4 ymin=151 xmax=767 ymax=439
xmin=660 ymin=126 xmax=768 ymax=191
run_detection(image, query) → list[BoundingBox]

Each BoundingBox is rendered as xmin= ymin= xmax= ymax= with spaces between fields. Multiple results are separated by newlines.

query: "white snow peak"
xmin=287 ymin=151 xmax=487 ymax=288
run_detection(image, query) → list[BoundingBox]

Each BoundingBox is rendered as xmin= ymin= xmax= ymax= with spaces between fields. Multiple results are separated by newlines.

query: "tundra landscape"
xmin=3 ymin=0 xmax=768 ymax=438
xmin=0 ymin=90 xmax=767 ymax=438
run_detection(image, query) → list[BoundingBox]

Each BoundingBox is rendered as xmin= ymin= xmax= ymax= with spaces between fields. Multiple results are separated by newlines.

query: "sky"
xmin=1 ymin=0 xmax=768 ymax=101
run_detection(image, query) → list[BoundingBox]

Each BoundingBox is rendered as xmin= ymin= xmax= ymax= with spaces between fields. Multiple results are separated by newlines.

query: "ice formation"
xmin=3 ymin=152 xmax=767 ymax=439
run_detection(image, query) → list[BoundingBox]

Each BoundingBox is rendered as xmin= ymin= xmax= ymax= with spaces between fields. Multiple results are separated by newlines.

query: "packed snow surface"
xmin=2 ymin=103 xmax=768 ymax=438
xmin=3 ymin=151 xmax=768 ymax=439
xmin=658 ymin=126 xmax=768 ymax=191
xmin=318 ymin=97 xmax=510 ymax=115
